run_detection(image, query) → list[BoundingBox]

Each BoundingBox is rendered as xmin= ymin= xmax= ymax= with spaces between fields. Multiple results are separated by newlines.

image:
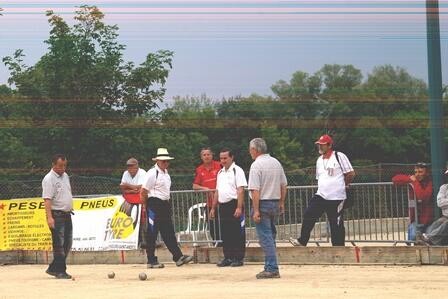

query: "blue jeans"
xmin=48 ymin=210 xmax=73 ymax=274
xmin=255 ymin=200 xmax=279 ymax=273
xmin=407 ymin=222 xmax=428 ymax=241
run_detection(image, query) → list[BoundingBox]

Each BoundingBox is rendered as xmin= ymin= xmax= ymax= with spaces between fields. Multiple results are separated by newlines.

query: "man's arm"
xmin=392 ymin=174 xmax=412 ymax=185
xmin=437 ymin=184 xmax=448 ymax=209
xmin=344 ymin=170 xmax=356 ymax=187
xmin=192 ymin=183 xmax=210 ymax=191
xmin=43 ymin=199 xmax=54 ymax=229
xmin=120 ymin=183 xmax=142 ymax=194
xmin=234 ymin=186 xmax=245 ymax=218
xmin=250 ymin=190 xmax=261 ymax=223
xmin=210 ymin=190 xmax=219 ymax=219
xmin=279 ymin=184 xmax=287 ymax=214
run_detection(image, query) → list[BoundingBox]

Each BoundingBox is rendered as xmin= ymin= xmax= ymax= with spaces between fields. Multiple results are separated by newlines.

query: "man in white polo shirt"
xmin=210 ymin=148 xmax=247 ymax=267
xmin=290 ymin=134 xmax=355 ymax=247
xmin=120 ymin=158 xmax=147 ymax=248
xmin=42 ymin=154 xmax=73 ymax=279
xmin=140 ymin=148 xmax=193 ymax=268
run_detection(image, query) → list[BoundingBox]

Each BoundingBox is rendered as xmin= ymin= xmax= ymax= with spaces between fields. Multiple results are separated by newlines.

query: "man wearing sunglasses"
xmin=392 ymin=162 xmax=433 ymax=241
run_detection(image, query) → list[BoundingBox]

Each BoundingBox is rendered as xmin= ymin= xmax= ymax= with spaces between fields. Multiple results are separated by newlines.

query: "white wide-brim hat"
xmin=152 ymin=148 xmax=174 ymax=161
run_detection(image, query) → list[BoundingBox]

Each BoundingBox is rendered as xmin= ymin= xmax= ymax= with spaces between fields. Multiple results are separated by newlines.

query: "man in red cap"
xmin=290 ymin=134 xmax=355 ymax=246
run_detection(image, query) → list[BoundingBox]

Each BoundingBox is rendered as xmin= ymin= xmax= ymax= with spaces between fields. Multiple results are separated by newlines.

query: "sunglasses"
xmin=415 ymin=162 xmax=429 ymax=168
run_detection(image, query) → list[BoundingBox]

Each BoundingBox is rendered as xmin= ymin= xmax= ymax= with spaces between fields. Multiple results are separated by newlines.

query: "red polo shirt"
xmin=193 ymin=160 xmax=222 ymax=206
xmin=392 ymin=174 xmax=433 ymax=225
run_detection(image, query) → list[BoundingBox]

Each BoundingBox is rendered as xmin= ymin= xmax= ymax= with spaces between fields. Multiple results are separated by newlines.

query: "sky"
xmin=0 ymin=0 xmax=447 ymax=103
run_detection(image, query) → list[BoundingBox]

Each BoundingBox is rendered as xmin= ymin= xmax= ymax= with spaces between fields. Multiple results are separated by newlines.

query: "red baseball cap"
xmin=315 ymin=134 xmax=333 ymax=145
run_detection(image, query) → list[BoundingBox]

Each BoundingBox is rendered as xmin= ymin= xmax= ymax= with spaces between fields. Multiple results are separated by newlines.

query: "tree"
xmin=3 ymin=6 xmax=173 ymax=118
xmin=364 ymin=65 xmax=427 ymax=100
xmin=1 ymin=6 xmax=174 ymax=172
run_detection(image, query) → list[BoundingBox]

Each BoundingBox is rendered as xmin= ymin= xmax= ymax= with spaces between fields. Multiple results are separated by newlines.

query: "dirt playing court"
xmin=0 ymin=263 xmax=446 ymax=299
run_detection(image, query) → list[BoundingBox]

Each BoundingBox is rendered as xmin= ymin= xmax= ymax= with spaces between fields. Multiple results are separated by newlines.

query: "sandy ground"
xmin=0 ymin=263 xmax=446 ymax=299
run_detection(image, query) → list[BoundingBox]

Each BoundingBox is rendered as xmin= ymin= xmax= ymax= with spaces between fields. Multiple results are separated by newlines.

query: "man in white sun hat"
xmin=140 ymin=148 xmax=193 ymax=268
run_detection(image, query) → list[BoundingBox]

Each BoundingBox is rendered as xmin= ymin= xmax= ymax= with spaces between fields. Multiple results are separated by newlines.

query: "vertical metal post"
xmin=426 ymin=0 xmax=445 ymax=218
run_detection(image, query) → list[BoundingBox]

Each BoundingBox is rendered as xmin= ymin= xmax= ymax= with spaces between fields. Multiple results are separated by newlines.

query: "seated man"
xmin=392 ymin=162 xmax=433 ymax=241
xmin=120 ymin=158 xmax=147 ymax=247
xmin=417 ymin=167 xmax=448 ymax=246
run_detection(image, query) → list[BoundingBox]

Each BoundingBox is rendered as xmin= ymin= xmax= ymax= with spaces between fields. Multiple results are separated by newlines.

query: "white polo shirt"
xmin=216 ymin=163 xmax=247 ymax=204
xmin=316 ymin=151 xmax=353 ymax=200
xmin=121 ymin=168 xmax=147 ymax=185
xmin=42 ymin=169 xmax=73 ymax=211
xmin=142 ymin=164 xmax=171 ymax=201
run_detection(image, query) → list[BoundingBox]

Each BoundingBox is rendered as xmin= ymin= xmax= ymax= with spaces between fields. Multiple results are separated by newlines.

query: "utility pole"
xmin=426 ymin=0 xmax=445 ymax=218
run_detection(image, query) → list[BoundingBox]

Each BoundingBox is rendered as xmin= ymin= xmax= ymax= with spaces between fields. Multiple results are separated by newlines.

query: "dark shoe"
xmin=56 ymin=272 xmax=72 ymax=279
xmin=289 ymin=237 xmax=304 ymax=247
xmin=147 ymin=261 xmax=165 ymax=269
xmin=217 ymin=258 xmax=233 ymax=267
xmin=256 ymin=270 xmax=280 ymax=279
xmin=230 ymin=260 xmax=244 ymax=267
xmin=45 ymin=269 xmax=57 ymax=277
xmin=176 ymin=255 xmax=194 ymax=267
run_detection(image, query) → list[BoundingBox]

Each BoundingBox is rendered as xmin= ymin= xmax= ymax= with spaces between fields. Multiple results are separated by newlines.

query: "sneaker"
xmin=289 ymin=237 xmax=304 ymax=247
xmin=421 ymin=233 xmax=433 ymax=244
xmin=217 ymin=258 xmax=233 ymax=267
xmin=45 ymin=269 xmax=57 ymax=277
xmin=176 ymin=255 xmax=194 ymax=267
xmin=147 ymin=261 xmax=165 ymax=269
xmin=56 ymin=272 xmax=72 ymax=279
xmin=415 ymin=233 xmax=432 ymax=246
xmin=230 ymin=260 xmax=244 ymax=267
xmin=256 ymin=270 xmax=280 ymax=279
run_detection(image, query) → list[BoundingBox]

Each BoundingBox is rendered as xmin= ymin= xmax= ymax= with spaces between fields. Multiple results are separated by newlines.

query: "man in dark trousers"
xmin=140 ymin=148 xmax=193 ymax=268
xmin=290 ymin=134 xmax=355 ymax=247
xmin=192 ymin=147 xmax=222 ymax=244
xmin=210 ymin=148 xmax=247 ymax=267
xmin=42 ymin=154 xmax=73 ymax=279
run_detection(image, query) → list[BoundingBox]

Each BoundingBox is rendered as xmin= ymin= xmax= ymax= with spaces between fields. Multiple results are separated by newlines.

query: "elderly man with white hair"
xmin=248 ymin=138 xmax=287 ymax=279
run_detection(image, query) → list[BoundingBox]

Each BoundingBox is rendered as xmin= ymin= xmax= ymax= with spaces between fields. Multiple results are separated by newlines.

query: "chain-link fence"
xmin=0 ymin=163 xmax=417 ymax=199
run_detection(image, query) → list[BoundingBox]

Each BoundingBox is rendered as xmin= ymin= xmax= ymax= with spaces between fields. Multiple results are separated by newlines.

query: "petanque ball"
xmin=107 ymin=272 xmax=115 ymax=279
xmin=138 ymin=272 xmax=147 ymax=281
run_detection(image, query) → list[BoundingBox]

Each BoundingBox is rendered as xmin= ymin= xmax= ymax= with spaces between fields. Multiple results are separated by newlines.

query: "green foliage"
xmin=0 ymin=6 xmax=443 ymax=181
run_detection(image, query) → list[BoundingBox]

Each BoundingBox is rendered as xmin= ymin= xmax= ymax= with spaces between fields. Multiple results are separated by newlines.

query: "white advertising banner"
xmin=71 ymin=195 xmax=141 ymax=251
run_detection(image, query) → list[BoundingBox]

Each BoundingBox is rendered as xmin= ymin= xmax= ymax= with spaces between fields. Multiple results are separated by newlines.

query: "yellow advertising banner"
xmin=0 ymin=198 xmax=52 ymax=250
xmin=0 ymin=196 xmax=140 ymax=251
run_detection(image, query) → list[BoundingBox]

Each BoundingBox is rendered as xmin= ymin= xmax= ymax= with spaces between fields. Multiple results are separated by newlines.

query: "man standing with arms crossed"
xmin=248 ymin=138 xmax=287 ymax=279
xmin=210 ymin=148 xmax=247 ymax=267
xmin=43 ymin=154 xmax=73 ymax=279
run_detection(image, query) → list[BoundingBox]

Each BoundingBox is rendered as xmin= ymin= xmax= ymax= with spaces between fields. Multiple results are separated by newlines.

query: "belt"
xmin=52 ymin=210 xmax=74 ymax=215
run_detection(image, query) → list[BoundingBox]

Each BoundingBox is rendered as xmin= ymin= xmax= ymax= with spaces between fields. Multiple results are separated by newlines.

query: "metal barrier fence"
xmin=0 ymin=163 xmax=418 ymax=198
xmin=171 ymin=182 xmax=416 ymax=245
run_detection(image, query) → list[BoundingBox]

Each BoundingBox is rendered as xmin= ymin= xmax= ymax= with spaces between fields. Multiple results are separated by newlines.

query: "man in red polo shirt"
xmin=193 ymin=147 xmax=222 ymax=244
xmin=392 ymin=162 xmax=433 ymax=241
